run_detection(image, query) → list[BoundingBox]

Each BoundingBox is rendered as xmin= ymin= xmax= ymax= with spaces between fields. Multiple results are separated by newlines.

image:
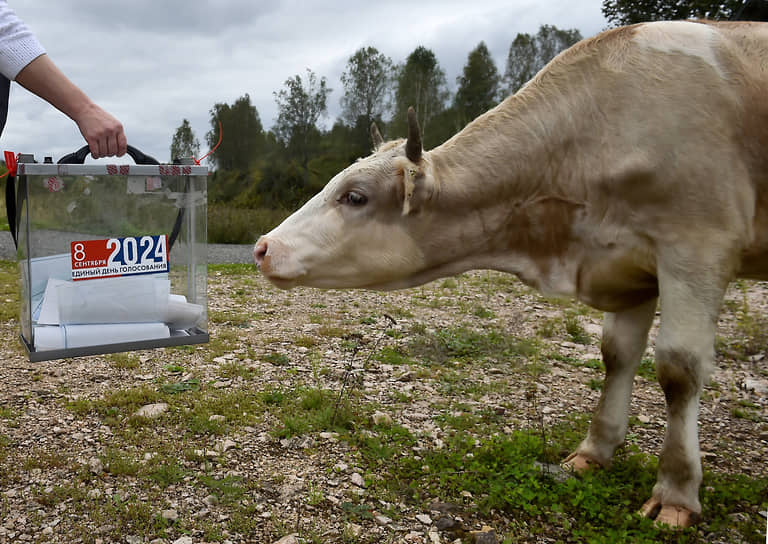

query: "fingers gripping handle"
xmin=58 ymin=145 xmax=159 ymax=165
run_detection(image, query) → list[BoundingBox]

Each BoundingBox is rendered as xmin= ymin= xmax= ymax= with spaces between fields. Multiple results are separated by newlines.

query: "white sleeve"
xmin=0 ymin=0 xmax=46 ymax=80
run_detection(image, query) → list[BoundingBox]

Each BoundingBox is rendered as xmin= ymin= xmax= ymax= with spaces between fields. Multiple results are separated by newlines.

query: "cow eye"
xmin=340 ymin=191 xmax=367 ymax=206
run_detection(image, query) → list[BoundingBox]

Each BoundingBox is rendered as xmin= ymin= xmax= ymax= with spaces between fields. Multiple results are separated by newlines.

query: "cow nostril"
xmin=254 ymin=239 xmax=268 ymax=265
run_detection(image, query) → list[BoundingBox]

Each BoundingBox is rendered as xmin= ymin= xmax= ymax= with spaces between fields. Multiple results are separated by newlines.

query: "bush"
xmin=207 ymin=204 xmax=291 ymax=244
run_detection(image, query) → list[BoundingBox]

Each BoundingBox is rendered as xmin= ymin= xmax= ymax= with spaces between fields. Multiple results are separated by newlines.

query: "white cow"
xmin=255 ymin=20 xmax=768 ymax=527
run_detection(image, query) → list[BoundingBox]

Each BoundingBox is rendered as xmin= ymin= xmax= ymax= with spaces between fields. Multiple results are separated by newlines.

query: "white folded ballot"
xmin=34 ymin=323 xmax=171 ymax=351
xmin=32 ymin=276 xmax=203 ymax=352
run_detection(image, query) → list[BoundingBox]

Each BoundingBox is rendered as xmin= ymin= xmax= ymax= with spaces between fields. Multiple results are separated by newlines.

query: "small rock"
xmin=273 ymin=534 xmax=300 ymax=544
xmin=161 ymin=509 xmax=178 ymax=522
xmin=397 ymin=371 xmax=414 ymax=382
xmin=637 ymin=414 xmax=651 ymax=424
xmin=135 ymin=403 xmax=168 ymax=418
xmin=88 ymin=489 xmax=102 ymax=499
xmin=429 ymin=501 xmax=462 ymax=514
xmin=89 ymin=457 xmax=104 ymax=474
xmin=744 ymin=378 xmax=768 ymax=395
xmin=428 ymin=531 xmax=441 ymax=544
xmin=374 ymin=514 xmax=392 ymax=526
xmin=172 ymin=537 xmax=193 ymax=544
xmin=436 ymin=516 xmax=461 ymax=531
xmin=416 ymin=513 xmax=433 ymax=525
xmin=350 ymin=473 xmax=365 ymax=488
xmin=372 ymin=411 xmax=392 ymax=426
xmin=218 ymin=439 xmax=237 ymax=452
xmin=203 ymin=494 xmax=219 ymax=506
xmin=345 ymin=524 xmax=363 ymax=538
xmin=126 ymin=536 xmax=142 ymax=544
xmin=469 ymin=526 xmax=498 ymax=544
xmin=208 ymin=414 xmax=226 ymax=423
xmin=41 ymin=527 xmax=53 ymax=536
xmin=212 ymin=380 xmax=231 ymax=389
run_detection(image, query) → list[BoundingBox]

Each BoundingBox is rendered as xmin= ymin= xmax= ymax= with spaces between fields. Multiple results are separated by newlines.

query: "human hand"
xmin=74 ymin=103 xmax=128 ymax=159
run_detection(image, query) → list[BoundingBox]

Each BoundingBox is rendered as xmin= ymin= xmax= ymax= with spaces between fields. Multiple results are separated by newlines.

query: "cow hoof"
xmin=561 ymin=452 xmax=603 ymax=474
xmin=639 ymin=498 xmax=699 ymax=528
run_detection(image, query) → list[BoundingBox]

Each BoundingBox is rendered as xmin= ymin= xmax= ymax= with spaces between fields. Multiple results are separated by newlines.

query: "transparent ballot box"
xmin=12 ymin=147 xmax=209 ymax=361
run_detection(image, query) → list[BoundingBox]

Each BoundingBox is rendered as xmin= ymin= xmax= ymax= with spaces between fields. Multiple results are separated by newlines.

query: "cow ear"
xmin=405 ymin=107 xmax=422 ymax=163
xmin=401 ymin=166 xmax=427 ymax=215
xmin=371 ymin=122 xmax=384 ymax=151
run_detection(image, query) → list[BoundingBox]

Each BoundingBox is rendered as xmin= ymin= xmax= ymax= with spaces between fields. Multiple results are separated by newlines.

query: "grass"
xmin=0 ymin=260 xmax=20 ymax=322
xmin=0 ymin=262 xmax=766 ymax=542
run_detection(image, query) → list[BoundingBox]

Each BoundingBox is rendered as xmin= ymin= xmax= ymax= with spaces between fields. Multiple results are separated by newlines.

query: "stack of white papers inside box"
xmin=31 ymin=266 xmax=202 ymax=352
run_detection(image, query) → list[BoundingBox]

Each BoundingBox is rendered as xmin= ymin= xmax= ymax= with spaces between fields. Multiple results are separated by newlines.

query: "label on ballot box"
xmin=70 ymin=235 xmax=169 ymax=281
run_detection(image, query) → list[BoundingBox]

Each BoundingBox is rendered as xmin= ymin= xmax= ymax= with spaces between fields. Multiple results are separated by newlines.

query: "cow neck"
xmin=422 ymin=89 xmax=588 ymax=286
xmin=428 ymin=89 xmax=583 ymax=212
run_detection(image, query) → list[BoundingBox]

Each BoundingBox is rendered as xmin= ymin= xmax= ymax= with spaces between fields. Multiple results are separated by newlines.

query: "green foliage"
xmin=273 ymin=69 xmax=331 ymax=186
xmin=340 ymin=46 xmax=393 ymax=127
xmin=272 ymin=387 xmax=357 ymax=438
xmin=206 ymin=94 xmax=265 ymax=171
xmin=353 ymin=425 xmax=767 ymax=542
xmin=454 ymin=42 xmax=501 ymax=126
xmin=0 ymin=260 xmax=20 ymax=323
xmin=564 ymin=312 xmax=591 ymax=344
xmin=392 ymin=46 xmax=449 ymax=149
xmin=409 ymin=325 xmax=538 ymax=365
xmin=601 ymin=0 xmax=768 ymax=26
xmin=170 ymin=118 xmax=200 ymax=162
xmin=208 ymin=203 xmax=290 ymax=244
xmin=504 ymin=24 xmax=583 ymax=94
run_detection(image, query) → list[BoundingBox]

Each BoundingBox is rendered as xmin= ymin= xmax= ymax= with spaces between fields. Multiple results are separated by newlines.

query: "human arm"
xmin=15 ymin=54 xmax=127 ymax=158
xmin=0 ymin=0 xmax=125 ymax=158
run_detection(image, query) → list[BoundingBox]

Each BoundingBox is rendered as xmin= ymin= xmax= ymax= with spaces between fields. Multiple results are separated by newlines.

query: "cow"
xmin=254 ymin=20 xmax=768 ymax=528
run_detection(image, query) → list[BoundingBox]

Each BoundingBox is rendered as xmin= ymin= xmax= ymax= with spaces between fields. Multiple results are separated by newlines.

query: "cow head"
xmin=254 ymin=107 xmax=437 ymax=290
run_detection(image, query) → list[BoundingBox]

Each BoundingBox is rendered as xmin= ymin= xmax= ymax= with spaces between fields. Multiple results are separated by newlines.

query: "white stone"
xmin=372 ymin=411 xmax=392 ymax=426
xmin=350 ymin=473 xmax=365 ymax=488
xmin=416 ymin=513 xmax=433 ymax=525
xmin=161 ymin=509 xmax=179 ymax=522
xmin=134 ymin=403 xmax=169 ymax=418
xmin=218 ymin=439 xmax=237 ymax=452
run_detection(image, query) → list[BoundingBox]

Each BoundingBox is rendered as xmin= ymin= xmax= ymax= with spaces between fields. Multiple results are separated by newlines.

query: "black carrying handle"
xmin=57 ymin=144 xmax=186 ymax=252
xmin=58 ymin=144 xmax=159 ymax=165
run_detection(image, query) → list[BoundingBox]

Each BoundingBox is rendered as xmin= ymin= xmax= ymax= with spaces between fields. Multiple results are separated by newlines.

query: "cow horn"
xmin=370 ymin=122 xmax=384 ymax=150
xmin=406 ymin=107 xmax=422 ymax=163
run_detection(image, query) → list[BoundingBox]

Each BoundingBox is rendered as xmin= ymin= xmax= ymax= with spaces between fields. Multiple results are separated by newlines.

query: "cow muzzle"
xmin=253 ymin=236 xmax=303 ymax=288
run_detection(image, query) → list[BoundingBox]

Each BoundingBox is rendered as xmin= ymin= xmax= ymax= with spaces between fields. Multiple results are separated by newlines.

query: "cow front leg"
xmin=639 ymin=262 xmax=728 ymax=528
xmin=563 ymin=297 xmax=657 ymax=472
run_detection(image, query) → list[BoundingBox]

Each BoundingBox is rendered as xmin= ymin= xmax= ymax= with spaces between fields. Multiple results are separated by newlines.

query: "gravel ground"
xmin=0 ymin=231 xmax=255 ymax=264
xmin=0 ymin=248 xmax=765 ymax=543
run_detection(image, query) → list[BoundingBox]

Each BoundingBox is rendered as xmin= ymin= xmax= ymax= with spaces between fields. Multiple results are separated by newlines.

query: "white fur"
xmin=634 ymin=21 xmax=726 ymax=79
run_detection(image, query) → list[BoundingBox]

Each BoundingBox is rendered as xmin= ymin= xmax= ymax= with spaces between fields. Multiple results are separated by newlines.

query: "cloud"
xmin=2 ymin=0 xmax=606 ymax=163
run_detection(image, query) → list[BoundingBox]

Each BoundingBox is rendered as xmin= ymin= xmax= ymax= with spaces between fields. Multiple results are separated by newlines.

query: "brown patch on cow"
xmin=655 ymin=348 xmax=702 ymax=413
xmin=576 ymin=250 xmax=658 ymax=312
xmin=504 ymin=197 xmax=580 ymax=262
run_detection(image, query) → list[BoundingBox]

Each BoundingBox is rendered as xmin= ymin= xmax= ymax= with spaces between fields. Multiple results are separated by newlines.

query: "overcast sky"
xmin=2 ymin=0 xmax=607 ymax=164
